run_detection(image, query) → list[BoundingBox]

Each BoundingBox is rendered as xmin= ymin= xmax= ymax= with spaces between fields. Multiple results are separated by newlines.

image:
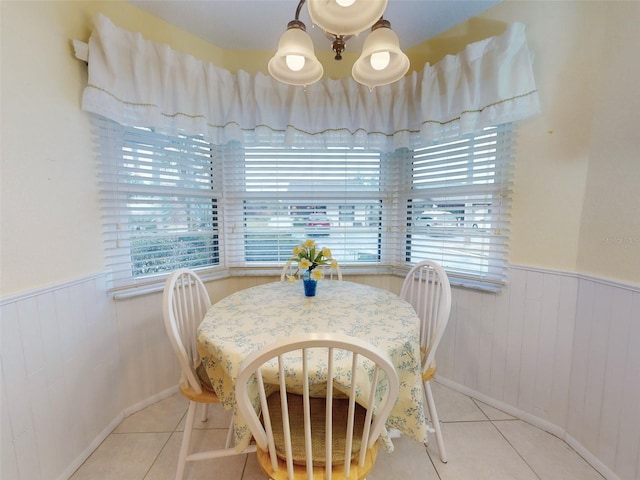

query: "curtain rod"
xmin=72 ymin=39 xmax=88 ymax=62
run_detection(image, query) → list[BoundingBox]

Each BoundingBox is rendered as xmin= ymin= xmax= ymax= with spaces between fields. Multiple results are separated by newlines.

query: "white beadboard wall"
xmin=1 ymin=266 xmax=638 ymax=480
xmin=437 ymin=265 xmax=640 ymax=480
xmin=0 ymin=275 xmax=179 ymax=480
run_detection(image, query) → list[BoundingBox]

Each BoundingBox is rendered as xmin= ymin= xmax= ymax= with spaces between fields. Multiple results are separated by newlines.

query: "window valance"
xmin=81 ymin=13 xmax=539 ymax=150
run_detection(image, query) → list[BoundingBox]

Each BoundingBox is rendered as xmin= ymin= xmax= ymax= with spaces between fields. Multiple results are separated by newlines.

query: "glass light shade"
xmin=370 ymin=51 xmax=390 ymax=70
xmin=268 ymin=27 xmax=324 ymax=86
xmin=307 ymin=0 xmax=388 ymax=36
xmin=352 ymin=26 xmax=410 ymax=88
xmin=286 ymin=54 xmax=305 ymax=71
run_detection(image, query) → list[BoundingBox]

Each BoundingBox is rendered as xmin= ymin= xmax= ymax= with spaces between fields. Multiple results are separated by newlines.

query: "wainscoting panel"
xmin=437 ymin=266 xmax=578 ymax=429
xmin=112 ymin=290 xmax=180 ymax=410
xmin=437 ymin=266 xmax=639 ymax=480
xmin=568 ymin=278 xmax=640 ymax=480
xmin=1 ymin=274 xmax=121 ymax=480
xmin=2 ymin=267 xmax=638 ymax=480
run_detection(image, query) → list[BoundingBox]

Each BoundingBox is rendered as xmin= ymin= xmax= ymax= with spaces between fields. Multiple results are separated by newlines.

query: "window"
xmin=93 ymin=113 xmax=514 ymax=292
xmin=92 ymin=115 xmax=220 ymax=291
xmin=221 ymin=144 xmax=388 ymax=266
xmin=400 ymin=125 xmax=515 ymax=289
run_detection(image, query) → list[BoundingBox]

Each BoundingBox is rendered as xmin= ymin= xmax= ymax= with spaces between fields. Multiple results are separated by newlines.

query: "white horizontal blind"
xmin=221 ymin=144 xmax=387 ymax=266
xmin=91 ymin=114 xmax=220 ymax=291
xmin=401 ymin=125 xmax=515 ymax=288
xmin=92 ymin=113 xmax=515 ymax=291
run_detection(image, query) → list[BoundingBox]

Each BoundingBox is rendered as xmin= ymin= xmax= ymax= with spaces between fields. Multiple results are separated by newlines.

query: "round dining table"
xmin=196 ymin=280 xmax=429 ymax=452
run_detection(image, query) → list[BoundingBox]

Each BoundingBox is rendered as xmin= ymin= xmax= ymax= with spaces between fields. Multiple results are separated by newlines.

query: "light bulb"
xmin=285 ymin=54 xmax=306 ymax=72
xmin=370 ymin=51 xmax=390 ymax=71
xmin=336 ymin=0 xmax=356 ymax=6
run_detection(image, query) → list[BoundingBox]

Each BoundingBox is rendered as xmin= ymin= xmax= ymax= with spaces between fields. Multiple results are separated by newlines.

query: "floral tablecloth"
xmin=196 ymin=280 xmax=428 ymax=452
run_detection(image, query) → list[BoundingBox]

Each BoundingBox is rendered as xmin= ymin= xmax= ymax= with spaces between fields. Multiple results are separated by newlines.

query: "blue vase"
xmin=303 ymin=271 xmax=317 ymax=297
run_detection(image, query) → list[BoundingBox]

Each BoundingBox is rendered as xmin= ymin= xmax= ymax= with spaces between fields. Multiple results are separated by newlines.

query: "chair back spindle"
xmin=235 ymin=333 xmax=399 ymax=480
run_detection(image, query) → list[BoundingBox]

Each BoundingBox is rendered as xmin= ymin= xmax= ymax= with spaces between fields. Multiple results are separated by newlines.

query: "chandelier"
xmin=268 ymin=0 xmax=410 ymax=88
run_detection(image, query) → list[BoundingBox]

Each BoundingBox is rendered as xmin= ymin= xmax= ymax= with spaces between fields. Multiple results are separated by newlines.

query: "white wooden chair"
xmin=400 ymin=260 xmax=452 ymax=463
xmin=280 ymin=259 xmax=343 ymax=281
xmin=162 ymin=268 xmax=254 ymax=480
xmin=235 ymin=332 xmax=399 ymax=480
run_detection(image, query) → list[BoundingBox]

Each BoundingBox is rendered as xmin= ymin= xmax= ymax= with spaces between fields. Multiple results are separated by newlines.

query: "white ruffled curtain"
xmin=82 ymin=13 xmax=539 ymax=151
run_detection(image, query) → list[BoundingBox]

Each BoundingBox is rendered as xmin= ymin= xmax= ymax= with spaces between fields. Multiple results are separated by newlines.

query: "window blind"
xmin=92 ymin=113 xmax=515 ymax=292
xmin=400 ymin=125 xmax=515 ymax=289
xmin=91 ymin=115 xmax=220 ymax=291
xmin=221 ymin=144 xmax=388 ymax=267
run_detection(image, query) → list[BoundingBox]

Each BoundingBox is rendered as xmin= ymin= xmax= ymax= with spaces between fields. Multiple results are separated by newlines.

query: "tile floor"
xmin=70 ymin=382 xmax=605 ymax=479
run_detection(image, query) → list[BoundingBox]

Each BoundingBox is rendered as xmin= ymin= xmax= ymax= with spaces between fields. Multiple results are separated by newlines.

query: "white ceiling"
xmin=127 ymin=0 xmax=501 ymax=55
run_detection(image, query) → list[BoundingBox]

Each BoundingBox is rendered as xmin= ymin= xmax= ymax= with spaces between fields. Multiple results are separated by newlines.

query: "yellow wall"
xmin=1 ymin=0 xmax=638 ymax=296
xmin=477 ymin=1 xmax=639 ymax=282
xmin=574 ymin=2 xmax=640 ymax=281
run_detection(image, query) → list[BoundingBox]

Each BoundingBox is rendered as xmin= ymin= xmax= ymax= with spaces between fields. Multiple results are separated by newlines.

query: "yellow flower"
xmin=288 ymin=238 xmax=339 ymax=283
xmin=299 ymin=258 xmax=312 ymax=270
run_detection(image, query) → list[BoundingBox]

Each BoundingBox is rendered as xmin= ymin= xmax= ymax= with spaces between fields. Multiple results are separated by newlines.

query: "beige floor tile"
xmin=429 ymin=421 xmax=538 ymax=480
xmin=69 ymin=432 xmax=170 ymax=479
xmin=176 ymin=403 xmax=234 ymax=431
xmin=75 ymin=381 xmax=606 ymax=480
xmin=241 ymin=451 xmax=268 ymax=480
xmin=146 ymin=430 xmax=249 ymax=480
xmin=368 ymin=434 xmax=438 ymax=479
xmin=473 ymin=399 xmax=516 ymax=420
xmin=430 ymin=382 xmax=487 ymax=422
xmin=115 ymin=393 xmax=188 ymax=433
xmin=494 ymin=420 xmax=606 ymax=480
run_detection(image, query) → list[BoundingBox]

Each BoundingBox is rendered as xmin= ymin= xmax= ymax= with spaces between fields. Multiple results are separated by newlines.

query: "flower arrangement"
xmin=286 ymin=239 xmax=338 ymax=283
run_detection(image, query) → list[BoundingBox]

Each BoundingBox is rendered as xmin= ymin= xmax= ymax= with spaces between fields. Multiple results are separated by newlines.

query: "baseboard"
xmin=56 ymin=413 xmax=124 ymax=480
xmin=435 ymin=377 xmax=621 ymax=480
xmin=57 ymin=385 xmax=179 ymax=480
xmin=122 ymin=385 xmax=179 ymax=417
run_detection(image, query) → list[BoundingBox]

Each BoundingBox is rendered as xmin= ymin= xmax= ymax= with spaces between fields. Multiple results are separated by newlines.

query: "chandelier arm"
xmin=295 ymin=0 xmax=306 ymax=21
xmin=371 ymin=18 xmax=388 ymax=31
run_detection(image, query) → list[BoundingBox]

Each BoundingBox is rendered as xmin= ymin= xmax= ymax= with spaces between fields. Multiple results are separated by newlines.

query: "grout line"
xmin=425 ymin=444 xmax=443 ymax=480
xmin=470 ymin=397 xmax=492 ymax=421
xmin=143 ymin=431 xmax=174 ymax=480
xmin=489 ymin=419 xmax=543 ymax=480
xmin=440 ymin=419 xmax=493 ymax=424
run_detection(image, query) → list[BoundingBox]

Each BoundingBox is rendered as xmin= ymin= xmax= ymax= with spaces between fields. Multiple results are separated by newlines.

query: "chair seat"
xmin=256 ymin=443 xmax=377 ymax=480
xmin=195 ymin=362 xmax=216 ymax=392
xmin=267 ymin=392 xmax=366 ymax=466
xmin=179 ymin=382 xmax=220 ymax=404
xmin=422 ymin=363 xmax=437 ymax=382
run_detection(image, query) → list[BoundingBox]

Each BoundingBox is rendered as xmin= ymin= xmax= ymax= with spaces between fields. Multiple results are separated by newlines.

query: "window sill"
xmin=110 ymin=265 xmax=504 ymax=300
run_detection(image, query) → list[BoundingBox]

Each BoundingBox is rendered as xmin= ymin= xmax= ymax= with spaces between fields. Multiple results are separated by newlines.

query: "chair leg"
xmin=424 ymin=381 xmax=447 ymax=463
xmin=176 ymin=400 xmax=198 ymax=480
xmin=225 ymin=414 xmax=234 ymax=448
xmin=199 ymin=402 xmax=209 ymax=423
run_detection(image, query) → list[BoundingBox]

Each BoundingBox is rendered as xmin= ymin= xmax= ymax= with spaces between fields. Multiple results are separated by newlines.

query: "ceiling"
xmin=127 ymin=0 xmax=502 ymax=55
